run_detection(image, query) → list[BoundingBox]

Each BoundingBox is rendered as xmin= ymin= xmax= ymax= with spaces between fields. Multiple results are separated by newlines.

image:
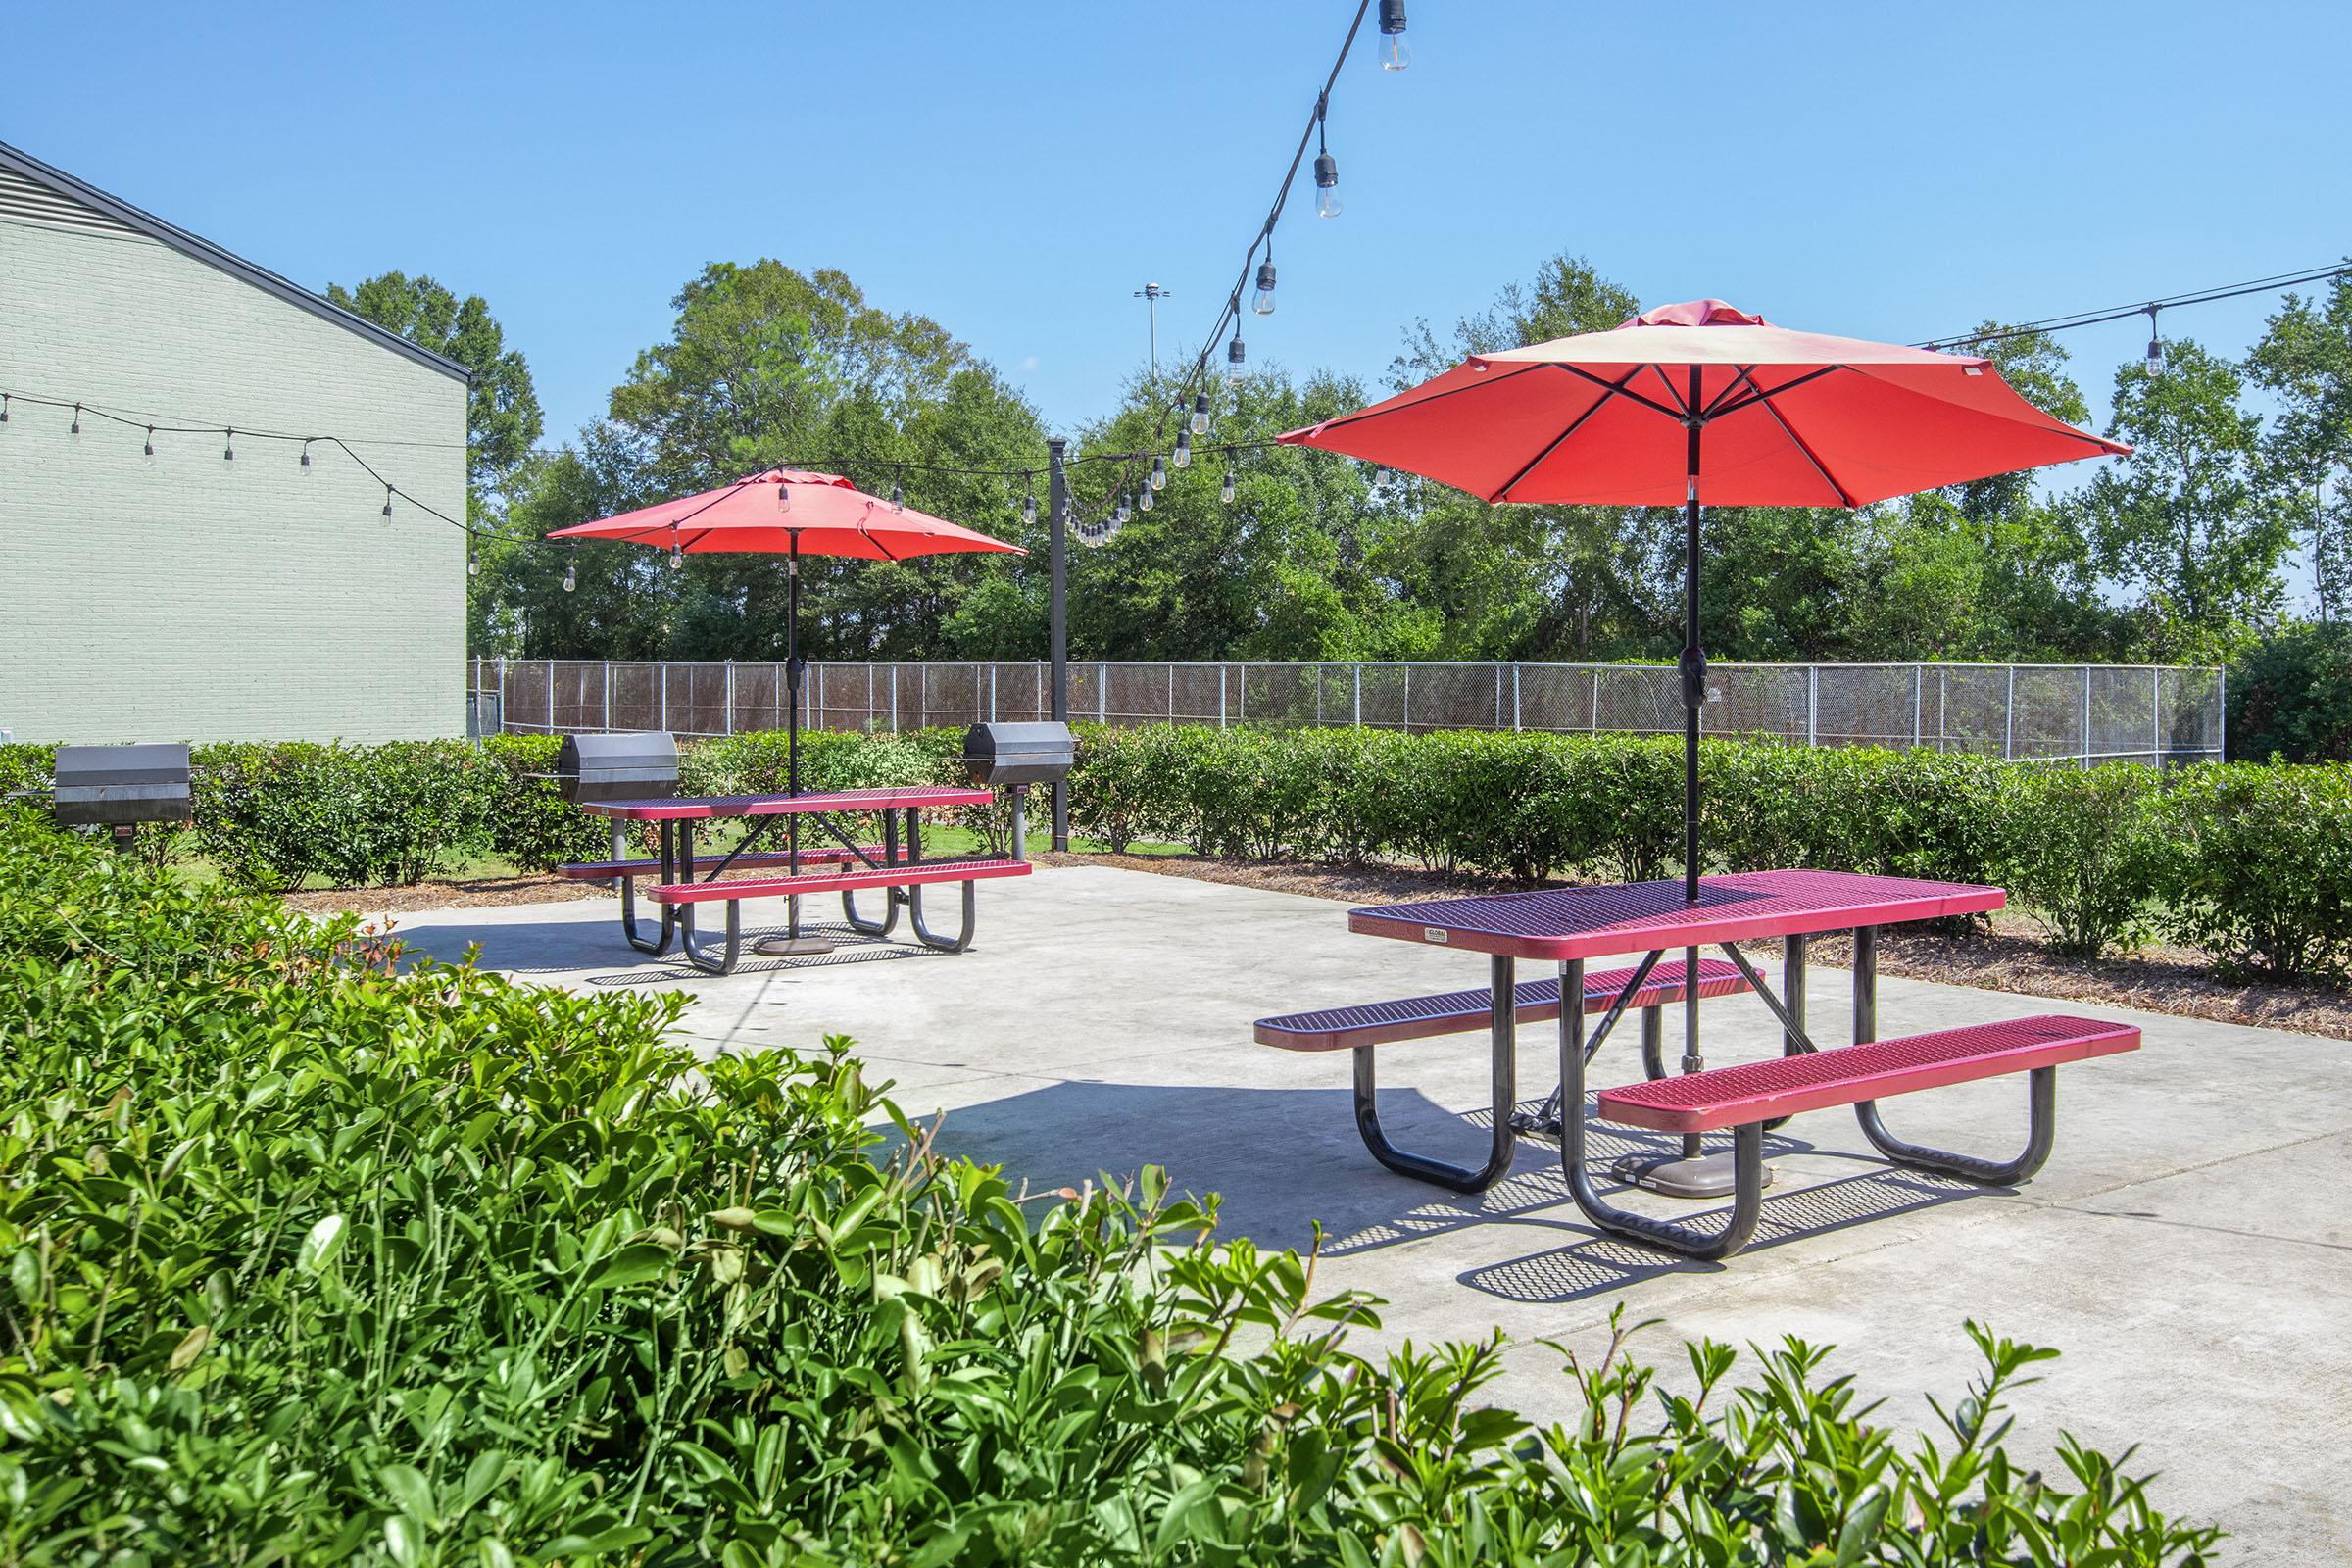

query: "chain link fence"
xmin=469 ymin=658 xmax=2225 ymax=765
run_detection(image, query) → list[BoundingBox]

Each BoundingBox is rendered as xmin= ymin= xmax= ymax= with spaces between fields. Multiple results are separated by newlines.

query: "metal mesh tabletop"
xmin=1348 ymin=868 xmax=2004 ymax=960
xmin=581 ymin=786 xmax=994 ymax=820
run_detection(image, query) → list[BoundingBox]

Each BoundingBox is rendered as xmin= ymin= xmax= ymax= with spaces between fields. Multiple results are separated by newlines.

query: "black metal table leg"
xmin=1842 ymin=923 xmax=2055 ymax=1184
xmin=1560 ymin=954 xmax=1765 ymax=1259
xmin=1350 ymin=953 xmax=1518 ymax=1193
xmin=616 ymin=817 xmax=676 ymax=956
xmin=842 ymin=806 xmax=902 ymax=937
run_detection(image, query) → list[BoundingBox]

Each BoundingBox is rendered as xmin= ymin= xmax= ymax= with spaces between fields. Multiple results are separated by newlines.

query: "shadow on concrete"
xmin=1458 ymin=1165 xmax=1985 ymax=1303
xmin=388 ymin=917 xmax=943 ymax=987
xmin=913 ymin=1079 xmax=1971 ymax=1269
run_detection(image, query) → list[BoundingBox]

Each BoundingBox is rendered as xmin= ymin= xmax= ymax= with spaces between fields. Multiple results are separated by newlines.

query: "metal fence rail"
xmin=469 ymin=658 xmax=2226 ymax=765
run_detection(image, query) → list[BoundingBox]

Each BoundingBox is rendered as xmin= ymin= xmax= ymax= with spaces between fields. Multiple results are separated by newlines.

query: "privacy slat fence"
xmin=470 ymin=659 xmax=2224 ymax=766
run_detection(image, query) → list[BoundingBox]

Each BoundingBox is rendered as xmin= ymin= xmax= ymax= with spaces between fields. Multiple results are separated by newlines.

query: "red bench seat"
xmin=647 ymin=857 xmax=1031 ymax=906
xmin=1597 ymin=1014 xmax=2140 ymax=1134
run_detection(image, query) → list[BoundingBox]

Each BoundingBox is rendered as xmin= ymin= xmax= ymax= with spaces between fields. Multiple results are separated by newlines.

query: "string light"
xmin=1115 ymin=492 xmax=1133 ymax=524
xmin=775 ymin=481 xmax=792 ymax=513
xmin=669 ymin=528 xmax=684 ymax=569
xmin=1253 ymin=249 xmax=1278 ymax=316
xmin=2144 ymin=305 xmax=2163 ymax=371
xmin=1 ymin=394 xmax=9 ymax=421
xmin=1313 ymin=97 xmax=1342 ymax=219
xmin=1375 ymin=0 xmax=1409 ymax=70
xmin=223 ymin=429 xmax=235 ymax=462
xmin=890 ymin=478 xmax=905 ymax=512
xmin=563 ymin=558 xmax=577 ymax=594
xmin=1022 ymin=487 xmax=1037 ymax=525
xmin=71 ymin=403 xmax=81 ymax=435
xmin=467 ymin=549 xmax=479 ymax=576
xmin=143 ymin=427 xmax=154 ymax=460
xmin=1150 ymin=455 xmax=1168 ymax=491
xmin=380 ymin=485 xmax=392 ymax=517
xmin=1173 ymin=429 xmax=1192 ymax=468
xmin=1192 ymin=392 xmax=1211 ymax=434
xmin=1227 ymin=333 xmax=1247 ymax=383
xmin=300 ymin=439 xmax=313 ymax=469
xmin=1221 ymin=466 xmax=1237 ymax=506
xmin=1372 ymin=464 xmax=1390 ymax=486
xmin=1139 ymin=483 xmax=1154 ymax=513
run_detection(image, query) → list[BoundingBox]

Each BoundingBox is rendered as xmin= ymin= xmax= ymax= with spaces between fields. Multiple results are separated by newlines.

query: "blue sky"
xmin=7 ymin=1 xmax=2348 ymax=457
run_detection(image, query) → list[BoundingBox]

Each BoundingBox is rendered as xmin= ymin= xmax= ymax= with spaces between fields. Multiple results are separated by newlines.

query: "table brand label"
xmin=1423 ymin=927 xmax=1448 ymax=944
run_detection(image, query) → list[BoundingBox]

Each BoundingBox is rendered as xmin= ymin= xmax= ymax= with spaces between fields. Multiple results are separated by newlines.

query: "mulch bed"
xmin=1038 ymin=850 xmax=2352 ymax=1042
xmin=280 ymin=874 xmax=608 ymax=915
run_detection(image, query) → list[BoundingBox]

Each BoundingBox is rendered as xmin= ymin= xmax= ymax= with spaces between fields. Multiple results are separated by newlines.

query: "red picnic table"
xmin=1262 ymin=869 xmax=2140 ymax=1260
xmin=570 ymin=785 xmax=1029 ymax=974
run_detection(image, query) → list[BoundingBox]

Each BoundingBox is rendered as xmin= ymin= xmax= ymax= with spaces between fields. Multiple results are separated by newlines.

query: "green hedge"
xmin=6 ymin=725 xmax=2349 ymax=980
xmin=0 ymin=809 xmax=2218 ymax=1563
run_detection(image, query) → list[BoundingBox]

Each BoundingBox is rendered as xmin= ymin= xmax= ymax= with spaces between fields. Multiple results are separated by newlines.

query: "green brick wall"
xmin=0 ymin=176 xmax=467 ymax=743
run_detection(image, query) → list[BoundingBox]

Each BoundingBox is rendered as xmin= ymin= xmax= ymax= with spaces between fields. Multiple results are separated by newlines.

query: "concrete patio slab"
xmin=391 ymin=862 xmax=2352 ymax=1558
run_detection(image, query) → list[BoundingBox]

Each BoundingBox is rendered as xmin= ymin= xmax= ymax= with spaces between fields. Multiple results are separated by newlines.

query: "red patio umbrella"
xmin=1280 ymin=299 xmax=2130 ymax=902
xmin=550 ymin=467 xmax=1023 ymax=794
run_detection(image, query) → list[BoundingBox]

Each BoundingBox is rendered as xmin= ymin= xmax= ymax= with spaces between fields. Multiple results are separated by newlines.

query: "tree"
xmin=2246 ymin=270 xmax=2352 ymax=620
xmin=1851 ymin=328 xmax=2121 ymax=661
xmin=2084 ymin=341 xmax=2294 ymax=661
xmin=487 ymin=261 xmax=1049 ymax=662
xmin=326 ymin=271 xmax=544 ymax=522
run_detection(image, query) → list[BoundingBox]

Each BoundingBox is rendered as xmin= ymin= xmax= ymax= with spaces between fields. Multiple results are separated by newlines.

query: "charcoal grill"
xmin=53 ymin=743 xmax=192 ymax=845
xmin=554 ymin=732 xmax=679 ymax=805
xmin=961 ymin=722 xmax=1074 ymax=860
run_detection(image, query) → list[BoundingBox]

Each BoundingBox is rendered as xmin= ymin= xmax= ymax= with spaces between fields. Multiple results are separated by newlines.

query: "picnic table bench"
xmin=571 ymin=786 xmax=1028 ymax=975
xmin=1266 ymin=869 xmax=2141 ymax=1260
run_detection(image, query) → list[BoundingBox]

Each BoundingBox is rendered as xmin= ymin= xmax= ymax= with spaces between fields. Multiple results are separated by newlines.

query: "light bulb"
xmin=381 ymin=488 xmax=392 ymax=517
xmin=2144 ymin=306 xmax=2162 ymax=371
xmin=1373 ymin=465 xmax=1390 ymax=486
xmin=1 ymin=395 xmax=10 ymax=422
xmin=775 ymin=482 xmax=791 ymax=513
xmin=1116 ymin=493 xmax=1132 ymax=523
xmin=669 ymin=542 xmax=683 ymax=569
xmin=70 ymin=404 xmax=81 ymax=435
xmin=223 ymin=430 xmax=235 ymax=462
xmin=1139 ymin=484 xmax=1153 ymax=513
xmin=563 ymin=562 xmax=577 ymax=593
xmin=1151 ymin=455 xmax=1167 ymax=490
xmin=1173 ymin=430 xmax=1192 ymax=469
xmin=1313 ymin=152 xmax=1342 ymax=219
xmin=890 ymin=480 xmax=905 ymax=512
xmin=1022 ymin=491 xmax=1037 ymax=525
xmin=143 ymin=428 xmax=155 ymax=461
xmin=467 ymin=550 xmax=479 ymax=577
xmin=1252 ymin=257 xmax=1277 ymax=315
xmin=1221 ymin=468 xmax=1236 ymax=505
xmin=1191 ymin=392 xmax=1211 ymax=434
xmin=300 ymin=441 xmax=312 ymax=470
xmin=1227 ymin=335 xmax=1246 ymax=384
xmin=1376 ymin=0 xmax=1409 ymax=69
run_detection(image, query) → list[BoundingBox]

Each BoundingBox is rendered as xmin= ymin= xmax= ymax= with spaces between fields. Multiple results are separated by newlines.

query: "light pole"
xmin=1048 ymin=437 xmax=1070 ymax=850
xmin=1133 ymin=283 xmax=1172 ymax=381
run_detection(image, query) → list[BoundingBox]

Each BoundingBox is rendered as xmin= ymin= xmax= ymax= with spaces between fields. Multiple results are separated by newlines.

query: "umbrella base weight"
xmin=1610 ymin=1150 xmax=1773 ymax=1200
xmin=752 ymin=934 xmax=839 ymax=957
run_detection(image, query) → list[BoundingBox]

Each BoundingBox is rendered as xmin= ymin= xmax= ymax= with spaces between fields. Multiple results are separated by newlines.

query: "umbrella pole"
xmin=1609 ymin=378 xmax=1771 ymax=1202
xmin=757 ymin=532 xmax=837 ymax=958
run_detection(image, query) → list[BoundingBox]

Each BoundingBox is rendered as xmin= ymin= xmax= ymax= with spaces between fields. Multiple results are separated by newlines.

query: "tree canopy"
xmin=428 ymin=250 xmax=2321 ymax=668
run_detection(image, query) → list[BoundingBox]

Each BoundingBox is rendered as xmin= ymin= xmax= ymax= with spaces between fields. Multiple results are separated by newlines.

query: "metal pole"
xmin=1353 ymin=662 xmax=1362 ymax=726
xmin=890 ymin=663 xmax=900 ymax=733
xmin=725 ymin=659 xmax=737 ymax=739
xmin=2081 ymin=665 xmax=2092 ymax=771
xmin=990 ymin=662 xmax=999 ymax=723
xmin=1047 ymin=438 xmax=1070 ymax=850
xmin=785 ymin=540 xmax=801 ymax=792
xmin=603 ymin=661 xmax=612 ymax=731
xmin=2217 ymin=667 xmax=2228 ymax=761
xmin=1403 ymin=665 xmax=1411 ymax=731
xmin=1807 ymin=665 xmax=1819 ymax=747
xmin=2004 ymin=665 xmax=2014 ymax=760
xmin=1680 ymin=369 xmax=1705 ymax=903
xmin=1912 ymin=664 xmax=1923 ymax=750
xmin=1513 ymin=663 xmax=1523 ymax=731
xmin=659 ymin=662 xmax=668 ymax=734
xmin=1168 ymin=663 xmax=1175 ymax=723
xmin=1099 ymin=662 xmax=1107 ymax=722
xmin=547 ymin=661 xmax=556 ymax=735
xmin=498 ymin=657 xmax=509 ymax=734
xmin=2151 ymin=666 xmax=2161 ymax=765
xmin=1219 ymin=664 xmax=1228 ymax=727
xmin=1592 ymin=666 xmax=1600 ymax=734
